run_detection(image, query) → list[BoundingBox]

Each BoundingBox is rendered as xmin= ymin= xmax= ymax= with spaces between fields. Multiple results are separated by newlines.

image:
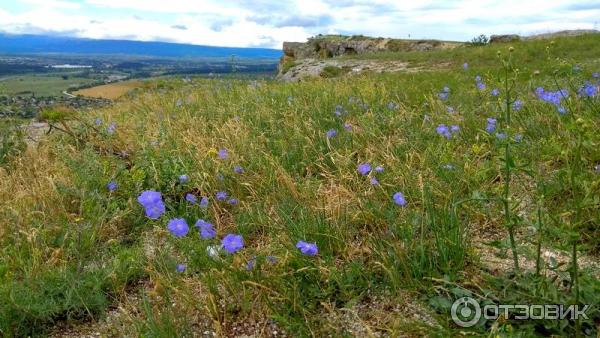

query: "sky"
xmin=0 ymin=0 xmax=598 ymax=49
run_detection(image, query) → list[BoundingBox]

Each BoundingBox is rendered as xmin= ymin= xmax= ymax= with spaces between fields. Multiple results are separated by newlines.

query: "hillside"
xmin=0 ymin=33 xmax=599 ymax=337
xmin=0 ymin=34 xmax=282 ymax=59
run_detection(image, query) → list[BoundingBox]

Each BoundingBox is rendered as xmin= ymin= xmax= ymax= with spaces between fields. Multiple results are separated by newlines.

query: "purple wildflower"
xmin=266 ymin=255 xmax=278 ymax=264
xmin=185 ymin=193 xmax=197 ymax=204
xmin=485 ymin=118 xmax=497 ymax=133
xmin=450 ymin=125 xmax=460 ymax=133
xmin=491 ymin=88 xmax=500 ymax=96
xmin=463 ymin=62 xmax=468 ymax=70
xmin=475 ymin=75 xmax=482 ymax=82
xmin=137 ymin=190 xmax=166 ymax=219
xmin=227 ymin=198 xmax=238 ymax=205
xmin=107 ymin=181 xmax=117 ymax=192
xmin=176 ymin=264 xmax=186 ymax=273
xmin=94 ymin=118 xmax=103 ymax=126
xmin=357 ymin=163 xmax=371 ymax=176
xmin=477 ymin=82 xmax=486 ymax=90
xmin=446 ymin=106 xmax=455 ymax=113
xmin=195 ymin=219 xmax=216 ymax=239
xmin=436 ymin=124 xmax=452 ymax=139
xmin=296 ymin=240 xmax=318 ymax=256
xmin=234 ymin=165 xmax=244 ymax=174
xmin=107 ymin=122 xmax=117 ymax=135
xmin=216 ymin=191 xmax=228 ymax=201
xmin=375 ymin=166 xmax=384 ymax=173
xmin=218 ymin=148 xmax=229 ymax=160
xmin=593 ymin=72 xmax=599 ymax=79
xmin=343 ymin=123 xmax=352 ymax=131
xmin=167 ymin=218 xmax=189 ymax=237
xmin=512 ymin=100 xmax=523 ymax=111
xmin=221 ymin=234 xmax=244 ymax=254
xmin=514 ymin=134 xmax=523 ymax=142
xmin=199 ymin=196 xmax=209 ymax=208
xmin=370 ymin=177 xmax=379 ymax=185
xmin=393 ymin=192 xmax=407 ymax=206
xmin=496 ymin=132 xmax=507 ymax=140
xmin=246 ymin=257 xmax=256 ymax=270
xmin=326 ymin=128 xmax=337 ymax=139
xmin=179 ymin=175 xmax=189 ymax=183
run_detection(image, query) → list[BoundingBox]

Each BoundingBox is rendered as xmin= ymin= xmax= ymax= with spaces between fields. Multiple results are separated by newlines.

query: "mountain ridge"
xmin=0 ymin=34 xmax=282 ymax=59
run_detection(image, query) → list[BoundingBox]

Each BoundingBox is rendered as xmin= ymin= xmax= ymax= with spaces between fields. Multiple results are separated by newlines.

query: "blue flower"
xmin=393 ymin=192 xmax=407 ymax=206
xmin=107 ymin=122 xmax=117 ymax=135
xmin=514 ymin=134 xmax=523 ymax=142
xmin=374 ymin=166 xmax=384 ymax=173
xmin=512 ymin=100 xmax=523 ymax=111
xmin=195 ymin=219 xmax=216 ymax=239
xmin=558 ymin=106 xmax=566 ymax=114
xmin=450 ymin=125 xmax=460 ymax=133
xmin=343 ymin=123 xmax=352 ymax=131
xmin=137 ymin=190 xmax=166 ymax=219
xmin=491 ymin=88 xmax=500 ymax=96
xmin=387 ymin=102 xmax=399 ymax=110
xmin=296 ymin=240 xmax=318 ymax=256
xmin=496 ymin=132 xmax=507 ymax=140
xmin=436 ymin=124 xmax=451 ymax=139
xmin=176 ymin=264 xmax=186 ymax=273
xmin=463 ymin=62 xmax=468 ymax=70
xmin=266 ymin=255 xmax=278 ymax=264
xmin=485 ymin=118 xmax=497 ymax=133
xmin=221 ymin=234 xmax=244 ymax=253
xmin=199 ymin=196 xmax=209 ymax=208
xmin=94 ymin=118 xmax=103 ymax=126
xmin=438 ymin=87 xmax=450 ymax=100
xmin=234 ymin=165 xmax=244 ymax=174
xmin=107 ymin=181 xmax=117 ymax=192
xmin=579 ymin=82 xmax=597 ymax=97
xmin=476 ymin=82 xmax=486 ymax=90
xmin=593 ymin=72 xmax=599 ymax=79
xmin=475 ymin=75 xmax=482 ymax=82
xmin=185 ymin=193 xmax=197 ymax=204
xmin=179 ymin=175 xmax=189 ymax=183
xmin=446 ymin=106 xmax=455 ymax=113
xmin=370 ymin=177 xmax=379 ymax=185
xmin=326 ymin=128 xmax=337 ymax=139
xmin=357 ymin=163 xmax=371 ymax=176
xmin=227 ymin=198 xmax=238 ymax=205
xmin=167 ymin=218 xmax=189 ymax=237
xmin=218 ymin=148 xmax=229 ymax=160
xmin=216 ymin=191 xmax=228 ymax=201
xmin=246 ymin=257 xmax=256 ymax=270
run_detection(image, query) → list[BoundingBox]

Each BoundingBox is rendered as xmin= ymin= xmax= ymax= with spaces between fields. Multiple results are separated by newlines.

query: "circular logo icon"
xmin=451 ymin=297 xmax=481 ymax=327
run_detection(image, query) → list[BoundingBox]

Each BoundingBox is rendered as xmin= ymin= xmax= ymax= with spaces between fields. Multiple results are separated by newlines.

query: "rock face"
xmin=278 ymin=35 xmax=459 ymax=81
xmin=489 ymin=34 xmax=521 ymax=43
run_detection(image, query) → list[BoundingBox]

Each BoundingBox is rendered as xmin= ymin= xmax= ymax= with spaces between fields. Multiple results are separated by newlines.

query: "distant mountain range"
xmin=0 ymin=34 xmax=282 ymax=59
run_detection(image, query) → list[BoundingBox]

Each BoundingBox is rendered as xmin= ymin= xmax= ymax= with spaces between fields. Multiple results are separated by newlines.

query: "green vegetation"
xmin=0 ymin=73 xmax=97 ymax=96
xmin=319 ymin=65 xmax=350 ymax=78
xmin=0 ymin=35 xmax=599 ymax=337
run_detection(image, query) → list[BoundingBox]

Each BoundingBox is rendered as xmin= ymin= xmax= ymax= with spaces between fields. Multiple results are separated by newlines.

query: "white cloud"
xmin=0 ymin=0 xmax=598 ymax=48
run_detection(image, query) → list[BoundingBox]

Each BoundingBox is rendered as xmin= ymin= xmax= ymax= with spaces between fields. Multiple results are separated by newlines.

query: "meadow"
xmin=0 ymin=73 xmax=97 ymax=97
xmin=0 ymin=34 xmax=599 ymax=337
xmin=73 ymin=80 xmax=145 ymax=100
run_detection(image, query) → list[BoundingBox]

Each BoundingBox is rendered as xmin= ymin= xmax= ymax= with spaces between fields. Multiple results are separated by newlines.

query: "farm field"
xmin=73 ymin=80 xmax=145 ymax=99
xmin=0 ymin=73 xmax=97 ymax=97
xmin=0 ymin=34 xmax=599 ymax=337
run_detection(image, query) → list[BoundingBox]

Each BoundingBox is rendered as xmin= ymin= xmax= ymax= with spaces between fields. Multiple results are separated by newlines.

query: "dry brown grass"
xmin=74 ymin=80 xmax=144 ymax=99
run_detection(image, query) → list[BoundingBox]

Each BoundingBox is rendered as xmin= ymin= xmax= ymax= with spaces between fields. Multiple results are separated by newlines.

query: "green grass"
xmin=0 ymin=73 xmax=97 ymax=96
xmin=0 ymin=35 xmax=599 ymax=337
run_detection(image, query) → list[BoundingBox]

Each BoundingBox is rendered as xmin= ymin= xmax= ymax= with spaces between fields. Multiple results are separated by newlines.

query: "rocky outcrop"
xmin=489 ymin=34 xmax=521 ymax=43
xmin=277 ymin=35 xmax=459 ymax=81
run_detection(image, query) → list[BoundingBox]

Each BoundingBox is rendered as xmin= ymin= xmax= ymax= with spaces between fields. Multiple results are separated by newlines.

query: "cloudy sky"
xmin=0 ymin=0 xmax=598 ymax=49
